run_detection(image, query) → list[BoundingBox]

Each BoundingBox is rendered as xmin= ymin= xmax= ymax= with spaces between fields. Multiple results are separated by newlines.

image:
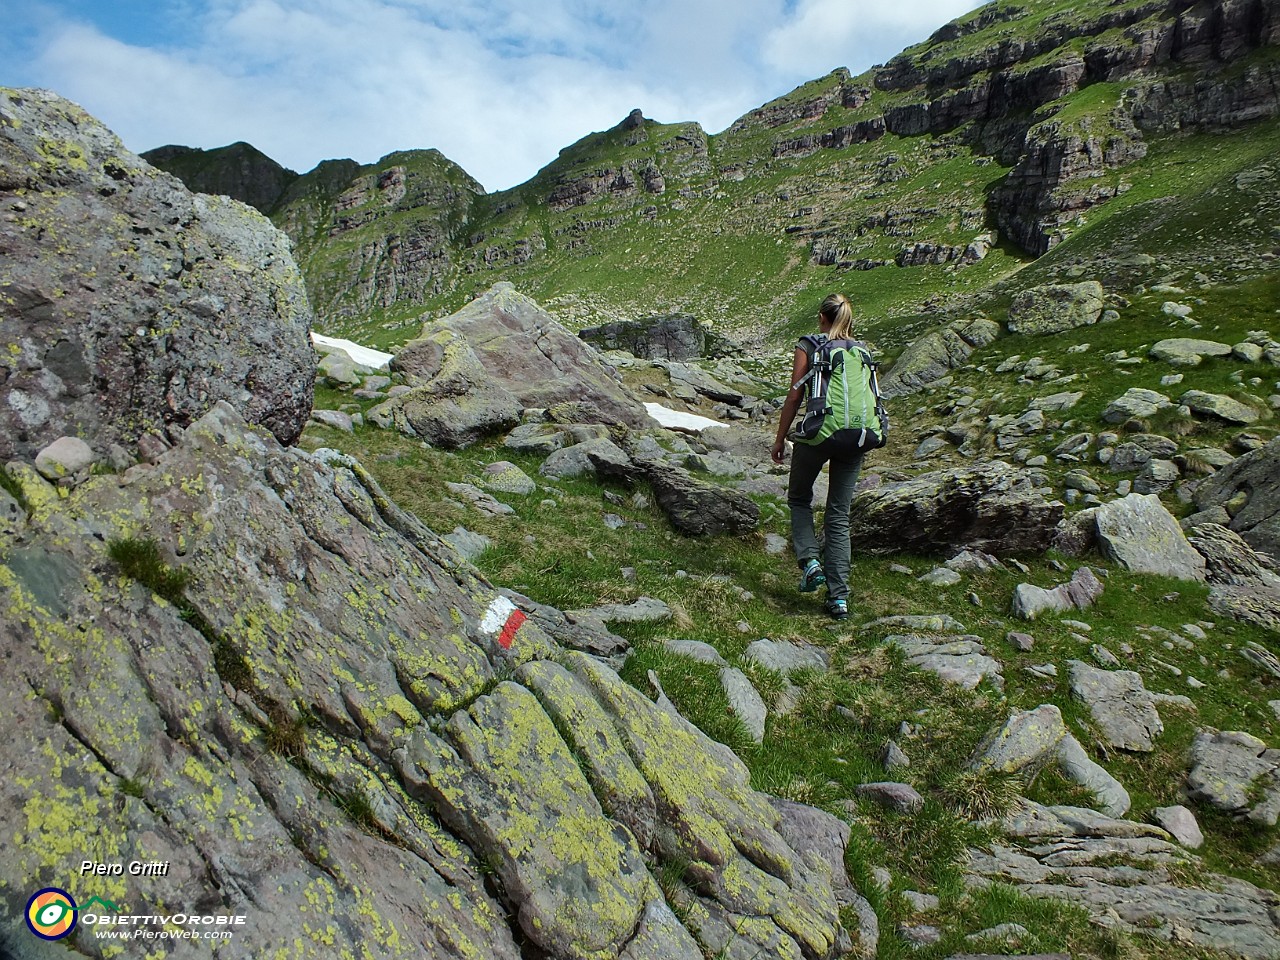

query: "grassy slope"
xmin=299 ymin=398 xmax=1280 ymax=958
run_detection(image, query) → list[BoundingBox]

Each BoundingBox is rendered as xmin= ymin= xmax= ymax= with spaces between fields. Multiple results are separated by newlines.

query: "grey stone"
xmin=568 ymin=596 xmax=671 ymax=626
xmin=1028 ymin=391 xmax=1084 ymax=411
xmin=720 ymin=667 xmax=767 ymax=742
xmin=1181 ymin=390 xmax=1260 ymax=425
xmin=1101 ymin=388 xmax=1172 ymax=424
xmin=1192 ymin=437 xmax=1280 ymax=562
xmin=664 ymin=639 xmax=728 ymax=667
xmin=481 ymin=460 xmax=538 ymax=495
xmin=764 ymin=533 xmax=788 ymax=555
xmin=1011 ymin=566 xmax=1103 ymax=620
xmin=1149 ymin=338 xmax=1234 ymax=366
xmin=1109 ymin=434 xmax=1178 ymax=472
xmin=970 ymin=704 xmax=1067 ymax=774
xmin=1150 ymin=805 xmax=1204 ymax=849
xmin=540 ymin=437 xmax=633 ymax=479
xmin=0 ymin=90 xmax=315 ymax=461
xmin=848 ymin=462 xmax=1064 ymax=557
xmin=886 ymin=634 xmax=1003 ymax=691
xmin=310 ymin=408 xmax=355 ymax=432
xmin=1133 ymin=458 xmax=1180 ymax=495
xmin=902 ymin=890 xmax=939 ymax=912
xmin=882 ymin=316 xmax=1001 ymax=397
xmin=33 ymin=435 xmax=95 ymax=482
xmin=444 ymin=525 xmax=491 ymax=562
xmin=883 ymin=741 xmax=911 ymax=771
xmin=1095 ymin=493 xmax=1206 ymax=581
xmin=857 ymin=782 xmax=924 ymax=814
xmin=920 ymin=567 xmax=963 ymax=586
xmin=1068 ymin=660 xmax=1163 ymax=752
xmin=1055 ymin=734 xmax=1131 ymax=817
xmin=1186 ymin=731 xmax=1280 ymax=825
xmin=445 ymin=481 xmax=515 ymax=516
xmin=743 ymin=638 xmax=829 ymax=675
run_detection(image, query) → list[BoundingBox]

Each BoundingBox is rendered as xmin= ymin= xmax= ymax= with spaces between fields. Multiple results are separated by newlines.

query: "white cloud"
xmin=13 ymin=0 xmax=986 ymax=192
xmin=763 ymin=0 xmax=985 ymax=73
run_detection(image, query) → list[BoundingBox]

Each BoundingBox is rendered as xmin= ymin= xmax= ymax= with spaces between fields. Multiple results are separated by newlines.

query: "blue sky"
xmin=2 ymin=0 xmax=986 ymax=192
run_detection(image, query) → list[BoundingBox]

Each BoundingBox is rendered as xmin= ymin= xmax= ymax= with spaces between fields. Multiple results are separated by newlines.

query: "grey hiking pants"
xmin=787 ymin=439 xmax=865 ymax=602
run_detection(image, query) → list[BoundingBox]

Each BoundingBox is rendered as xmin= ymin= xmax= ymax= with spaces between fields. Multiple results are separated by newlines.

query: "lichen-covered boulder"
xmin=0 ymin=402 xmax=848 ymax=960
xmin=0 ymin=88 xmax=315 ymax=460
xmin=1006 ymin=281 xmax=1105 ymax=335
xmin=881 ymin=316 xmax=1000 ymax=397
xmin=1095 ymin=493 xmax=1207 ymax=581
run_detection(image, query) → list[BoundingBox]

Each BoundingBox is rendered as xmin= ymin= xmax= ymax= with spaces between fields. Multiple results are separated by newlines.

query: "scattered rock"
xmin=848 ymin=462 xmax=1064 ymax=557
xmin=1149 ymin=338 xmax=1234 ymax=366
xmin=1191 ymin=437 xmax=1280 ymax=562
xmin=664 ymin=639 xmax=728 ymax=666
xmin=1181 ymin=389 xmax=1260 ymax=425
xmin=33 ymin=436 xmax=95 ymax=483
xmin=743 ymin=638 xmax=829 ymax=675
xmin=1186 ymin=731 xmax=1280 ymax=826
xmin=721 ymin=667 xmax=767 ymax=742
xmin=1068 ymin=660 xmax=1163 ymax=752
xmin=1150 ymin=805 xmax=1205 ymax=849
xmin=481 ymin=460 xmax=537 ymax=495
xmin=885 ymin=633 xmax=1003 ymax=691
xmin=1011 ymin=567 xmax=1103 ymax=619
xmin=857 ymin=782 xmax=925 ymax=814
xmin=1101 ymin=388 xmax=1172 ymax=424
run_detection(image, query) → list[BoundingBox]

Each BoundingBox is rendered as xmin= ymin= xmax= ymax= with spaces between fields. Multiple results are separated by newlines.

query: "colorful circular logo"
xmin=26 ymin=887 xmax=77 ymax=940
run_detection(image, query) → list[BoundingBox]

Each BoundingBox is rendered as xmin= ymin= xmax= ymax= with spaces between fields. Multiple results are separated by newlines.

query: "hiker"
xmin=770 ymin=293 xmax=887 ymax=620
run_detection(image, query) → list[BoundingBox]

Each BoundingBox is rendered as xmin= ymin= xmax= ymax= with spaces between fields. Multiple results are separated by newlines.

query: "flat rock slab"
xmin=966 ymin=811 xmax=1280 ymax=960
xmin=887 ymin=633 xmax=1004 ymax=691
xmin=1149 ymin=338 xmax=1234 ymax=366
xmin=1068 ymin=660 xmax=1163 ymax=752
xmin=1181 ymin=390 xmax=1261 ymax=425
xmin=1186 ymin=731 xmax=1280 ymax=826
xmin=743 ymin=638 xmax=829 ymax=674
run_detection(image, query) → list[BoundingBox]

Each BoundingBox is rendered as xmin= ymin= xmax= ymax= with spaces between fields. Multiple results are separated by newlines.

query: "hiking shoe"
xmin=824 ymin=598 xmax=849 ymax=621
xmin=799 ymin=559 xmax=826 ymax=593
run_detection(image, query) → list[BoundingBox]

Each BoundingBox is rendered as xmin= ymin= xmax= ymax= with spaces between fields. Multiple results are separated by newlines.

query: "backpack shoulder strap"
xmin=792 ymin=334 xmax=827 ymax=392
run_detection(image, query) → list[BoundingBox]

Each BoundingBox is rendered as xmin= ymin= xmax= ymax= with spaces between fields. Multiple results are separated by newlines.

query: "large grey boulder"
xmin=0 ymin=88 xmax=315 ymax=460
xmin=0 ymin=402 xmax=846 ymax=960
xmin=1094 ymin=493 xmax=1206 ymax=581
xmin=1186 ymin=523 xmax=1280 ymax=633
xmin=1006 ymin=281 xmax=1105 ymax=335
xmin=1191 ymin=437 xmax=1280 ymax=563
xmin=848 ymin=462 xmax=1063 ymax=556
xmin=881 ymin=315 xmax=1001 ymax=397
xmin=393 ymin=283 xmax=650 ymax=429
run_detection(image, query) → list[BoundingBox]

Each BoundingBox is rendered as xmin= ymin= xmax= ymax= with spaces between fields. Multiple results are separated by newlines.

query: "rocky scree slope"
xmin=0 ymin=88 xmax=315 ymax=461
xmin=144 ymin=0 xmax=1280 ymax=349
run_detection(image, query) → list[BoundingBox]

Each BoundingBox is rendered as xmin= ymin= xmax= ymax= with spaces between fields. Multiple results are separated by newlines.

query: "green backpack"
xmin=790 ymin=335 xmax=889 ymax=450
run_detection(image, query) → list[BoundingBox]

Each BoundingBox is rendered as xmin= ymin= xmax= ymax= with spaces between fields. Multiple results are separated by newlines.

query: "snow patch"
xmin=644 ymin=402 xmax=727 ymax=433
xmin=311 ymin=333 xmax=394 ymax=370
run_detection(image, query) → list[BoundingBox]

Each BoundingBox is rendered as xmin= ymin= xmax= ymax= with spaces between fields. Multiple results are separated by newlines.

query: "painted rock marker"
xmin=482 ymin=596 xmax=527 ymax=650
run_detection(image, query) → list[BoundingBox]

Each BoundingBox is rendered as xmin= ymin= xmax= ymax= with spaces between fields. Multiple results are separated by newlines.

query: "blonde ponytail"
xmin=820 ymin=293 xmax=854 ymax=340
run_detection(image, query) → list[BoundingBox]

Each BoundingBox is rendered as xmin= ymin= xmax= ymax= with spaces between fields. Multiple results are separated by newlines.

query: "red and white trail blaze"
xmin=480 ymin=596 xmax=527 ymax=650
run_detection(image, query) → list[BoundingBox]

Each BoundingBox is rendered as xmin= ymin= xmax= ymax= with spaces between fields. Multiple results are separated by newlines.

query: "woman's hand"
xmin=771 ymin=438 xmax=787 ymax=464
